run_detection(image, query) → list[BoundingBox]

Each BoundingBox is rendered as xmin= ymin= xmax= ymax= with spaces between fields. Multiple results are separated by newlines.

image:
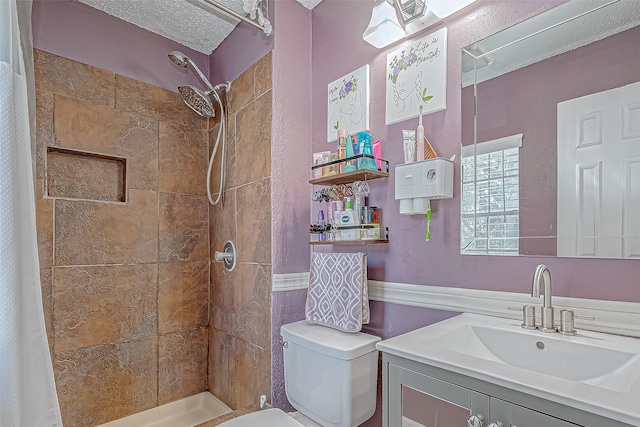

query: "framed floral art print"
xmin=385 ymin=27 xmax=447 ymax=125
xmin=327 ymin=64 xmax=370 ymax=142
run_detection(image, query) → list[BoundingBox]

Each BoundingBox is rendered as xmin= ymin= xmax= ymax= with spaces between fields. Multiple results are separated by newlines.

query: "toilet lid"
xmin=218 ymin=408 xmax=304 ymax=427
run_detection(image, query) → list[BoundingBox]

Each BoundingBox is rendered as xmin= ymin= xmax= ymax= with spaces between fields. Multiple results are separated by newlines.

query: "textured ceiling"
xmin=79 ymin=0 xmax=324 ymax=55
xmin=78 ymin=0 xmax=244 ymax=54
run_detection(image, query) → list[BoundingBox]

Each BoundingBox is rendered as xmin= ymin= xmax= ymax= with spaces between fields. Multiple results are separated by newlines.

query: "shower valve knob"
xmin=214 ymin=251 xmax=232 ymax=261
xmin=215 ymin=241 xmax=236 ymax=271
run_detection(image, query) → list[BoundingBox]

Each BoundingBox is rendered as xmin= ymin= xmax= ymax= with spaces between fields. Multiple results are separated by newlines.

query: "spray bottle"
xmin=356 ymin=131 xmax=378 ymax=171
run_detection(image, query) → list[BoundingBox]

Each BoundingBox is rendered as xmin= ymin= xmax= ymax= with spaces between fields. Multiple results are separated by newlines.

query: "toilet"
xmin=219 ymin=320 xmax=381 ymax=427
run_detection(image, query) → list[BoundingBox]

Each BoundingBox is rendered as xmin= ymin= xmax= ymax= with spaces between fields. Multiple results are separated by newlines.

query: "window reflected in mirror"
xmin=461 ymin=135 xmax=521 ymax=255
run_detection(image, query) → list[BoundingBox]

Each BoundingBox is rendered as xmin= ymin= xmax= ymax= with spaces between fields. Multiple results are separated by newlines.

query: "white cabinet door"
xmin=557 ymin=80 xmax=640 ymax=258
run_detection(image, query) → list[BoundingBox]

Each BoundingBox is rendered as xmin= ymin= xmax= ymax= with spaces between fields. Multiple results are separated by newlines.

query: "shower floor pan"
xmin=97 ymin=392 xmax=232 ymax=427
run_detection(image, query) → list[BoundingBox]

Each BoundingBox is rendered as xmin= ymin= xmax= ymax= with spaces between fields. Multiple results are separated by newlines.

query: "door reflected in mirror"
xmin=460 ymin=0 xmax=640 ymax=259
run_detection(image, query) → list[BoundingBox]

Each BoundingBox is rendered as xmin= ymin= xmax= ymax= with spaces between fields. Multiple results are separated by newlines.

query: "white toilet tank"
xmin=280 ymin=321 xmax=381 ymax=427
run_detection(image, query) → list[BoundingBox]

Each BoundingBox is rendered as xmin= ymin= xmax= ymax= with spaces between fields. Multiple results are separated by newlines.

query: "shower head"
xmin=168 ymin=51 xmax=189 ymax=68
xmin=169 ymin=50 xmax=230 ymax=117
xmin=168 ymin=50 xmax=215 ymax=92
xmin=178 ymin=85 xmax=216 ymax=117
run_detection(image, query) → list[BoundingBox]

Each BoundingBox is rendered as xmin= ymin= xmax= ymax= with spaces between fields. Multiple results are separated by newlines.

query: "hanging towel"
xmin=305 ymin=252 xmax=369 ymax=333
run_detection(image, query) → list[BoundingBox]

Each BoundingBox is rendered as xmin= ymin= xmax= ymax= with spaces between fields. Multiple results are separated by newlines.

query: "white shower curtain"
xmin=0 ymin=0 xmax=63 ymax=426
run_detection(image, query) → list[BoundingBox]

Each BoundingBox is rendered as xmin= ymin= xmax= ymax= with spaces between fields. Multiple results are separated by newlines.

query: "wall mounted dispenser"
xmin=395 ymin=157 xmax=453 ymax=215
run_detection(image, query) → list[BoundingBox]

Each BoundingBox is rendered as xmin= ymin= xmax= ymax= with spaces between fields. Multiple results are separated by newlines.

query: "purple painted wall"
xmin=269 ymin=0 xmax=640 ymax=421
xmin=32 ymin=0 xmax=209 ymax=91
xmin=270 ymin=0 xmax=311 ymax=276
xmin=209 ymin=0 xmax=274 ymax=84
xmin=307 ymin=0 xmax=640 ymax=303
xmin=269 ymin=0 xmax=312 ymax=410
xmin=462 ymin=25 xmax=640 ymax=256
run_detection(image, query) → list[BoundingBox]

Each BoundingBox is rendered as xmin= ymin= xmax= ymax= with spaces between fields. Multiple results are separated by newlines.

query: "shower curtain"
xmin=0 ymin=0 xmax=63 ymax=425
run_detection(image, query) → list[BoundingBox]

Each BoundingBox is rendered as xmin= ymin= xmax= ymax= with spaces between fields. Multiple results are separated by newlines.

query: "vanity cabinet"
xmin=382 ymin=353 xmax=634 ymax=427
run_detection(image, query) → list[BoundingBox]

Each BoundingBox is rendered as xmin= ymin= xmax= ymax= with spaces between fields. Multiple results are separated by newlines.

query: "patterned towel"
xmin=305 ymin=252 xmax=369 ymax=333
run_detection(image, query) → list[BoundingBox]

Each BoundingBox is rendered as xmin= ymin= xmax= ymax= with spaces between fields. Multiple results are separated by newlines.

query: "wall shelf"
xmin=309 ymin=169 xmax=389 ymax=186
xmin=310 ymin=154 xmax=389 ymax=245
xmin=310 ymin=154 xmax=389 ymax=185
xmin=309 ymin=239 xmax=389 ymax=246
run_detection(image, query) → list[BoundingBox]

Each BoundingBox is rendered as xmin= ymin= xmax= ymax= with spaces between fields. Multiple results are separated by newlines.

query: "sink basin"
xmin=429 ymin=322 xmax=640 ymax=389
xmin=377 ymin=313 xmax=640 ymax=425
xmin=470 ymin=324 xmax=638 ymax=385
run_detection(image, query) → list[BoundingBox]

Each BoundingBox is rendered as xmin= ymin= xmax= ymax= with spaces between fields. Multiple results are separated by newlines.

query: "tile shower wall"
xmin=34 ymin=49 xmax=210 ymax=427
xmin=208 ymin=52 xmax=273 ymax=409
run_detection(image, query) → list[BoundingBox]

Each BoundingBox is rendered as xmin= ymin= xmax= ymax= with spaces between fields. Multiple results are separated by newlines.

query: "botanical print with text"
xmin=388 ymin=35 xmax=440 ymax=115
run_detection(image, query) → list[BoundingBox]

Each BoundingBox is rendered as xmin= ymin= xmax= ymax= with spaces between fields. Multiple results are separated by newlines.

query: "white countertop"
xmin=377 ymin=313 xmax=640 ymax=426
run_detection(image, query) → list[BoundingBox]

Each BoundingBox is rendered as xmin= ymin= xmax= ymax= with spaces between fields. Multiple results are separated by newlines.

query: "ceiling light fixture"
xmin=363 ymin=0 xmax=476 ymax=48
xmin=363 ymin=0 xmax=406 ymax=48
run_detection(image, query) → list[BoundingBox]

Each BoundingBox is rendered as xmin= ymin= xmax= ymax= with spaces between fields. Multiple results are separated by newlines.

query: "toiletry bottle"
xmin=372 ymin=140 xmax=382 ymax=170
xmin=339 ymin=198 xmax=359 ymax=240
xmin=337 ymin=129 xmax=347 ymax=173
xmin=354 ymin=196 xmax=364 ymax=224
xmin=416 ymin=105 xmax=425 ymax=161
xmin=317 ymin=210 xmax=326 ymax=241
xmin=333 ymin=199 xmax=344 ymax=227
xmin=340 ymin=197 xmax=360 ymax=226
xmin=344 ymin=134 xmax=357 ymax=172
xmin=356 ymin=131 xmax=378 ymax=171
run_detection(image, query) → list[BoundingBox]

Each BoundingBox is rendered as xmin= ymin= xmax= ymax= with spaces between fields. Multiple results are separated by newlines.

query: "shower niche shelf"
xmin=46 ymin=146 xmax=127 ymax=203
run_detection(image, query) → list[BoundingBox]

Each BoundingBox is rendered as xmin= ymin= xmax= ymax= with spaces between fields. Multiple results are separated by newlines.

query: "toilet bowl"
xmin=218 ymin=321 xmax=380 ymax=427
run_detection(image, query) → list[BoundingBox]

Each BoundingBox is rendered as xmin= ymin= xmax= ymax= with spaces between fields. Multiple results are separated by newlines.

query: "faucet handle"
xmin=559 ymin=310 xmax=596 ymax=335
xmin=559 ymin=309 xmax=577 ymax=335
xmin=508 ymin=305 xmax=537 ymax=330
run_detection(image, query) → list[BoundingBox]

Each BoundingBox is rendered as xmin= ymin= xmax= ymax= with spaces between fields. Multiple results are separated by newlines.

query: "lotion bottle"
xmin=340 ymin=197 xmax=359 ymax=226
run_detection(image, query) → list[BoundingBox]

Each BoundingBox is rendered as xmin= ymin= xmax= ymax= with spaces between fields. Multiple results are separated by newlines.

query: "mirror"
xmin=460 ymin=0 xmax=640 ymax=259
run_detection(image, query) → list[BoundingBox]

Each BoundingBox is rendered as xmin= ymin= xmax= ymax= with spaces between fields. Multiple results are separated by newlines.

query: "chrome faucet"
xmin=532 ymin=264 xmax=556 ymax=332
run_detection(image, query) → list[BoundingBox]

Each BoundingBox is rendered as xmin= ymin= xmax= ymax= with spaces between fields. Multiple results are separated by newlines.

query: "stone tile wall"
xmin=208 ymin=52 xmax=273 ymax=409
xmin=34 ymin=49 xmax=210 ymax=427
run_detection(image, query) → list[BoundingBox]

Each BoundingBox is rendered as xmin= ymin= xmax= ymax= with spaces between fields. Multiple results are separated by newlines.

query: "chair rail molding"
xmin=272 ymin=274 xmax=640 ymax=337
